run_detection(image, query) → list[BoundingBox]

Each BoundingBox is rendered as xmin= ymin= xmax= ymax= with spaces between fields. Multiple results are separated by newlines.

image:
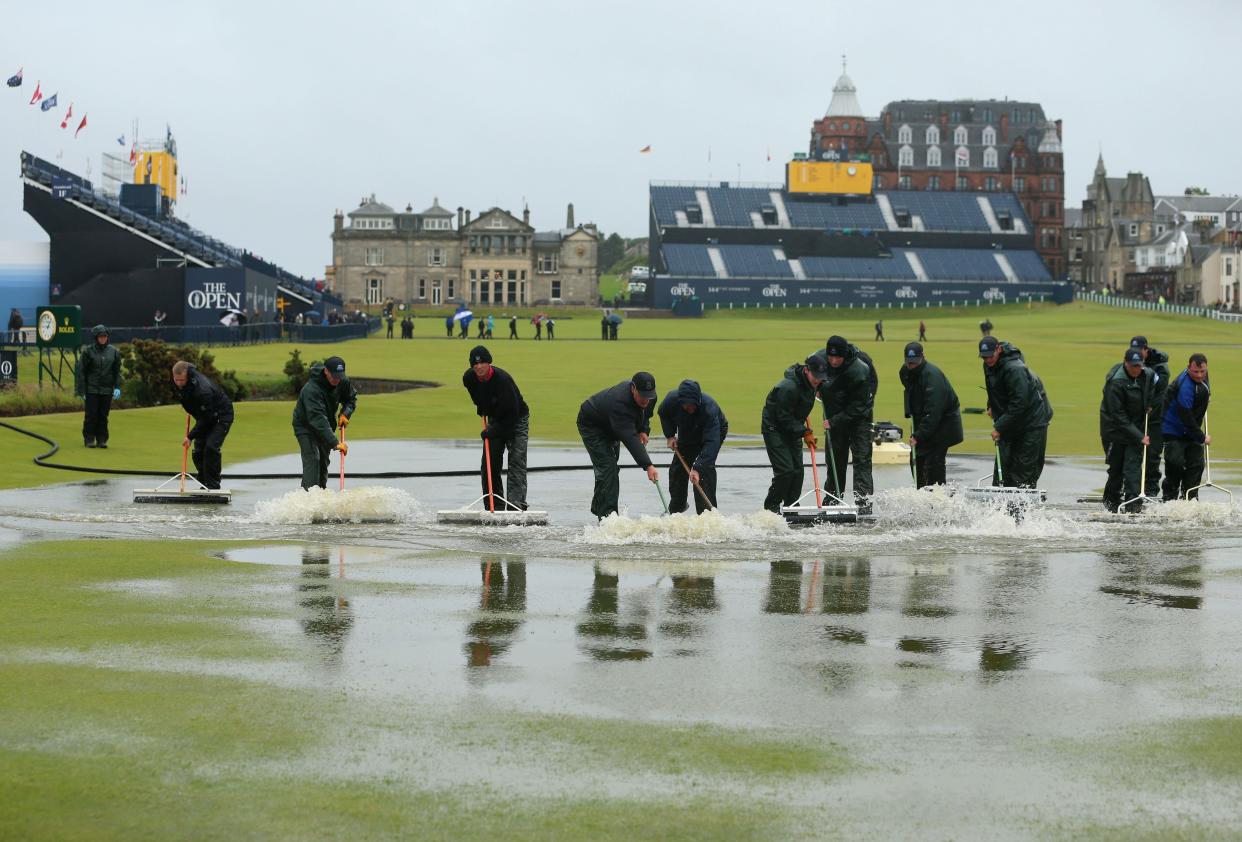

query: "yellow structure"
xmin=134 ymin=150 xmax=178 ymax=203
xmin=786 ymin=161 xmax=873 ymax=195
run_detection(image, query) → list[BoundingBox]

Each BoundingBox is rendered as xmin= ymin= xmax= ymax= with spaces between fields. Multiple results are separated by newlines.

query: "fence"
xmin=1077 ymin=292 xmax=1242 ymax=322
xmin=65 ymin=318 xmax=380 ymax=347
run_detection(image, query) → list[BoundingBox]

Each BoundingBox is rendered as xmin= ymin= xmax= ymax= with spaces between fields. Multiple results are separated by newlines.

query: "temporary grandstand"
xmin=648 ymin=178 xmax=1071 ymax=308
xmin=20 ymin=151 xmax=338 ymax=329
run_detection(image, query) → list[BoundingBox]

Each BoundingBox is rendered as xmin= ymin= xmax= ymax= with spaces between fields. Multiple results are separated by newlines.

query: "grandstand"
xmin=648 ymin=178 xmax=1070 ymax=308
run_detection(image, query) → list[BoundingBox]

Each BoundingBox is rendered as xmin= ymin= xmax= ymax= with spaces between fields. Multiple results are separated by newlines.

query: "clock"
xmin=38 ymin=310 xmax=57 ymax=343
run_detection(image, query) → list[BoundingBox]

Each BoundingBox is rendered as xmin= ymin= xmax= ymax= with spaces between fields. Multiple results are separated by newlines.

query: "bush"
xmin=0 ymin=383 xmax=82 ymax=417
xmin=284 ymin=349 xmax=309 ymax=396
xmin=118 ymin=340 xmax=247 ymax=407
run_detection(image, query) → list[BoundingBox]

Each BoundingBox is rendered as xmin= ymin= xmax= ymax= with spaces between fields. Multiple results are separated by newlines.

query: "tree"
xmin=598 ymin=232 xmax=626 ymax=271
xmin=1184 ymin=186 xmax=1210 ymax=196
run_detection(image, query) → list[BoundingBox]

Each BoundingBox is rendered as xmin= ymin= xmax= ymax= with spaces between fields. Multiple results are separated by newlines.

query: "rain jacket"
xmin=1161 ymin=370 xmax=1210 ymax=443
xmin=814 ymin=344 xmax=875 ymax=430
xmin=578 ymin=381 xmax=655 ymax=469
xmin=1144 ymin=347 xmax=1171 ymax=420
xmin=761 ymin=364 xmax=818 ymax=439
xmin=1099 ymin=363 xmax=1157 ymax=445
xmin=75 ymin=339 xmax=122 ymax=396
xmin=462 ymin=365 xmax=529 ymax=439
xmin=899 ymin=359 xmax=963 ymax=448
xmin=174 ymin=364 xmax=235 ymax=440
xmin=292 ymin=363 xmax=358 ymax=448
xmin=657 ymin=379 xmax=729 ymax=470
xmin=983 ymin=343 xmax=1053 ymax=435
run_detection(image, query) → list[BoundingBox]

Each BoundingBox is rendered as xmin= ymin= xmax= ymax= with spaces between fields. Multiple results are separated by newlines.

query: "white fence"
xmin=1078 ymin=291 xmax=1242 ymax=323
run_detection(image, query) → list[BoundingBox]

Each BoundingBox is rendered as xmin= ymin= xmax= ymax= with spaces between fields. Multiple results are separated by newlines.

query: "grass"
xmin=2 ymin=301 xmax=1239 ymax=490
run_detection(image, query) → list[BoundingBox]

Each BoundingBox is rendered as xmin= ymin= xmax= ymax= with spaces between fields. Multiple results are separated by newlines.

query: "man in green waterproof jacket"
xmin=292 ymin=355 xmax=357 ymax=489
xmin=980 ymin=337 xmax=1053 ymax=488
xmin=1099 ymin=347 xmax=1158 ymax=513
xmin=816 ymin=335 xmax=876 ymax=511
xmin=74 ymin=324 xmax=122 ymax=448
xmin=1130 ymin=336 xmax=1170 ymax=497
xmin=899 ymin=342 xmax=963 ymax=487
xmin=761 ymin=354 xmax=828 ymax=512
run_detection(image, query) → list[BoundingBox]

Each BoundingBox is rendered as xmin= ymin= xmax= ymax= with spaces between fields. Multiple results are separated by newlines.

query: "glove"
xmin=481 ymin=425 xmax=501 ymax=440
xmin=802 ymin=430 xmax=817 ymax=449
xmin=112 ymin=388 xmax=121 ymax=400
xmin=338 ymin=414 xmax=350 ymax=429
xmin=334 ymin=441 xmax=349 ymax=456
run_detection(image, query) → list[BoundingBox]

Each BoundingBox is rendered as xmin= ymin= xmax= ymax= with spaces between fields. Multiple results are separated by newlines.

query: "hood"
xmin=91 ymin=324 xmax=110 ymax=342
xmin=676 ymin=379 xmax=702 ymax=407
xmin=308 ymin=362 xmax=333 ymax=388
xmin=1147 ymin=347 xmax=1169 ymax=366
xmin=998 ymin=343 xmax=1025 ymax=363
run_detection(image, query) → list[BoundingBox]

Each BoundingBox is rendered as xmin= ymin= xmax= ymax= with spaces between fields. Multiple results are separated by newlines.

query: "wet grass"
xmin=2 ymin=301 xmax=1239 ymax=490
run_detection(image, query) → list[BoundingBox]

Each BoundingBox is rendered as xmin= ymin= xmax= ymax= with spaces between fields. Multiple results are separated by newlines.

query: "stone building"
xmin=1080 ymin=156 xmax=1167 ymax=292
xmin=330 ymin=197 xmax=598 ymax=307
xmin=809 ymin=63 xmax=1066 ymax=277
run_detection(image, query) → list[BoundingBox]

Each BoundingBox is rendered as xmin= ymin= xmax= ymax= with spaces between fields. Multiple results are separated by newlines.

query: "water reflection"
xmin=576 ymin=567 xmax=651 ymax=661
xmin=764 ymin=561 xmax=803 ymax=615
xmin=901 ymin=569 xmax=954 ymax=619
xmin=298 ymin=546 xmax=353 ymax=665
xmin=1098 ymin=550 xmax=1204 ymax=610
xmin=979 ymin=637 xmax=1030 ymax=672
xmin=658 ymin=574 xmax=718 ymax=646
xmin=466 ymin=558 xmax=526 ymax=667
xmin=823 ymin=559 xmax=871 ymax=616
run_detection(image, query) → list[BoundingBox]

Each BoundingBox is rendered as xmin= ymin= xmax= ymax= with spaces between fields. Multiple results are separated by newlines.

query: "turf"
xmin=2 ymin=301 xmax=1238 ymax=490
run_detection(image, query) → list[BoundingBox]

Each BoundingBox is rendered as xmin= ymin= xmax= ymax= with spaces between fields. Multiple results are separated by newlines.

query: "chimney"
xmin=940 ymin=110 xmax=948 ymax=135
xmin=883 ymin=110 xmax=892 ymax=135
xmin=457 ymin=206 xmax=464 ymax=228
xmin=523 ymin=205 xmax=530 ymax=225
xmin=465 ymin=209 xmax=472 ymax=225
xmin=333 ymin=210 xmax=343 ymax=234
xmin=566 ymin=202 xmax=575 ymax=228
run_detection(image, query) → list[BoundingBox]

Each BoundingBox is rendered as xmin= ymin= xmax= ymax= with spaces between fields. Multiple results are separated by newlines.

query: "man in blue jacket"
xmin=1161 ymin=353 xmax=1211 ymax=501
xmin=658 ymin=380 xmax=728 ymax=514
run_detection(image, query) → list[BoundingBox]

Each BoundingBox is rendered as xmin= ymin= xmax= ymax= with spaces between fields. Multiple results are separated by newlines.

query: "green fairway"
xmin=3 ymin=302 xmax=1239 ymax=489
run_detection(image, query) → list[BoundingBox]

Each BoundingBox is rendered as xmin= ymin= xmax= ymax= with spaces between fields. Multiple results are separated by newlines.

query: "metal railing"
xmin=66 ymin=318 xmax=380 ymax=347
xmin=1078 ymin=291 xmax=1242 ymax=321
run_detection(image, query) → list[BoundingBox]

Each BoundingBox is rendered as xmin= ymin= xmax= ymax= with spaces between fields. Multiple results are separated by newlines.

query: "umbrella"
xmin=607 ymin=313 xmax=623 ymax=325
xmin=304 ymin=310 xmax=321 ymax=320
xmin=452 ymin=309 xmax=474 ymax=322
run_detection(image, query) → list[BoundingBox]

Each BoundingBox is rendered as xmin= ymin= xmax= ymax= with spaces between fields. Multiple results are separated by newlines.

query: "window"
xmin=896 ymin=109 xmax=904 ymax=120
xmin=366 ymin=278 xmax=383 ymax=305
xmin=898 ymin=175 xmax=912 ymax=189
xmin=508 ymin=269 xmax=517 ymax=281
xmin=521 ymin=270 xmax=527 ymax=281
xmin=982 ymin=126 xmax=996 ymax=146
xmin=1011 ymin=108 xmax=1020 ymax=124
xmin=1226 ymin=259 xmax=1233 ymax=277
xmin=429 ymin=247 xmax=444 ymax=266
xmin=985 ymin=176 xmax=999 ymax=191
xmin=447 ymin=279 xmax=455 ymax=298
xmin=508 ymin=281 xmax=517 ymax=300
xmin=1026 ymin=109 xmax=1034 ymax=124
xmin=983 ymin=108 xmax=993 ymax=123
xmin=423 ymin=217 xmax=450 ymax=230
xmin=898 ymin=124 xmax=912 ymax=144
xmin=927 ymin=146 xmax=941 ymax=167
xmin=1129 ymin=224 xmax=1138 ymax=237
xmin=983 ymin=147 xmax=998 ymax=168
xmin=925 ymin=125 xmax=940 ymax=145
xmin=954 ymin=125 xmax=968 ymax=146
xmin=481 ymin=236 xmax=491 ymax=254
xmin=873 ymin=175 xmax=884 ymax=190
xmin=479 ymin=282 xmax=489 ymax=303
xmin=538 ymin=253 xmax=558 ymax=273
xmin=951 ymin=110 xmax=961 ymax=123
xmin=487 ymin=217 xmax=506 ymax=229
xmin=956 ymin=175 xmax=968 ymax=191
xmin=927 ymin=175 xmax=940 ymax=190
xmin=551 ymin=280 xmax=562 ymax=299
xmin=898 ymin=145 xmax=914 ymax=167
xmin=1014 ymin=177 xmax=1025 ymax=192
xmin=418 ymin=278 xmax=426 ymax=299
xmin=1048 ymin=177 xmax=1057 ymax=192
xmin=364 ymin=247 xmax=383 ymax=266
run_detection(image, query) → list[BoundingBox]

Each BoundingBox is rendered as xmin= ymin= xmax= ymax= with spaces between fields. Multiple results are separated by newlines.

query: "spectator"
xmin=7 ymin=308 xmax=23 ymax=346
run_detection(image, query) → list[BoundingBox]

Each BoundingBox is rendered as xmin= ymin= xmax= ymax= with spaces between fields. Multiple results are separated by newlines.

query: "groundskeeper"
xmin=74 ymin=324 xmax=122 ymax=448
xmin=292 ymin=355 xmax=356 ymax=490
xmin=1130 ymin=335 xmax=1170 ymax=497
xmin=462 ymin=345 xmax=530 ymax=511
xmin=899 ymin=342 xmax=963 ymax=487
xmin=658 ymin=379 xmax=728 ymax=514
xmin=171 ymin=360 xmax=234 ymax=490
xmin=577 ymin=372 xmax=659 ymax=519
xmin=817 ymin=335 xmax=876 ymax=512
xmin=1099 ymin=347 xmax=1158 ymax=513
xmin=980 ymin=336 xmax=1053 ymax=488
xmin=761 ymin=354 xmax=828 ymax=513
xmin=1161 ymin=353 xmax=1211 ymax=501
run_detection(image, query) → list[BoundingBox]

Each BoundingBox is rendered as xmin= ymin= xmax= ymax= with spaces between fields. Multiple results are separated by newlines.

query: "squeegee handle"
xmin=806 ymin=419 xmax=822 ymax=508
xmin=339 ymin=425 xmax=346 ymax=491
xmin=180 ymin=413 xmax=190 ymax=494
xmin=483 ymin=416 xmax=495 ymax=512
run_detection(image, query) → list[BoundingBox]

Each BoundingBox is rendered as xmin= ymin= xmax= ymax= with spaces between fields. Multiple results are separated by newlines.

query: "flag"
xmin=955 ymin=147 xmax=969 ymax=166
xmin=40 ymin=92 xmax=58 ymax=112
xmin=74 ymin=113 xmax=87 ymax=139
xmin=60 ymin=103 xmax=73 ymax=129
xmin=116 ymin=134 xmax=125 ymax=146
xmin=129 ymin=144 xmax=137 ymax=165
xmin=639 ymin=145 xmax=651 ymax=153
xmin=29 ymin=82 xmax=41 ymax=105
xmin=766 ymin=148 xmax=771 ymax=162
xmin=5 ymin=68 xmax=21 ymax=87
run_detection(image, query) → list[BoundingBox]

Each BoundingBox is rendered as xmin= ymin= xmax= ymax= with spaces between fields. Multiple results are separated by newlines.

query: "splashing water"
xmin=578 ymin=509 xmax=789 ymax=545
xmin=872 ymin=486 xmax=1097 ymax=540
xmin=251 ymin=486 xmax=420 ymax=524
xmin=1139 ymin=497 xmax=1238 ymax=527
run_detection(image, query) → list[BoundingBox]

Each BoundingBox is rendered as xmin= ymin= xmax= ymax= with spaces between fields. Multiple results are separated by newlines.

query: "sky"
xmin=1 ymin=0 xmax=1239 ymax=278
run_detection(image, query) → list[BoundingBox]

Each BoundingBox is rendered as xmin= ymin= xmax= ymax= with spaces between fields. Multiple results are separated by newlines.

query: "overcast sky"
xmin=1 ymin=0 xmax=1239 ymax=278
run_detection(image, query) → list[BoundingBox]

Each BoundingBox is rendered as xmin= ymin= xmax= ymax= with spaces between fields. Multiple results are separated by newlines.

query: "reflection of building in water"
xmin=1098 ymin=550 xmax=1204 ymax=610
xmin=575 ymin=567 xmax=651 ymax=661
xmin=823 ymin=559 xmax=871 ymax=616
xmin=764 ymin=561 xmax=803 ymax=615
xmin=466 ymin=559 xmax=527 ymax=668
xmin=298 ymin=546 xmax=353 ymax=666
xmin=978 ymin=637 xmax=1030 ymax=672
xmin=658 ymin=574 xmax=719 ymax=645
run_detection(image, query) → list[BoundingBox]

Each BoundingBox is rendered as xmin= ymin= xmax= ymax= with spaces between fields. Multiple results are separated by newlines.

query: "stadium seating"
xmin=1000 ymin=250 xmax=1052 ymax=281
xmin=718 ymin=245 xmax=793 ymax=278
xmin=913 ymin=249 xmax=1008 ymax=281
xmin=662 ymin=244 xmax=717 ymax=276
xmin=785 ymin=200 xmax=885 ymax=231
xmin=704 ymin=188 xmax=776 ymax=227
xmin=651 ymin=186 xmax=702 ymax=226
xmin=884 ymin=191 xmax=990 ymax=231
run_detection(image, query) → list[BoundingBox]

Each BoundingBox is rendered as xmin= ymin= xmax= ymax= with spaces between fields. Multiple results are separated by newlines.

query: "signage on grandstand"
xmin=186 ymin=282 xmax=242 ymax=311
xmin=786 ymin=161 xmax=874 ymax=196
xmin=183 ymin=267 xmax=246 ymax=326
xmin=894 ymin=285 xmax=919 ymax=299
xmin=669 ymin=283 xmax=696 ymax=297
xmin=982 ymin=287 xmax=1007 ymax=302
xmin=761 ymin=284 xmax=787 ymax=298
xmin=654 ymin=277 xmax=1072 ymax=308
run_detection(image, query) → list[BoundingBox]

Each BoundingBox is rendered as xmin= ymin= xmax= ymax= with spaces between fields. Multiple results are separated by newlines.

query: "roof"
xmin=1155 ymin=195 xmax=1242 ymax=214
xmin=1064 ymin=207 xmax=1083 ymax=228
xmin=825 ymin=71 xmax=864 ymax=118
xmin=349 ymin=195 xmax=395 ymax=216
xmin=533 ymin=231 xmax=562 ymax=245
xmin=1190 ymin=244 xmax=1219 ymax=264
xmin=880 ymin=100 xmax=1047 ymax=124
xmin=420 ymin=196 xmax=453 ymax=216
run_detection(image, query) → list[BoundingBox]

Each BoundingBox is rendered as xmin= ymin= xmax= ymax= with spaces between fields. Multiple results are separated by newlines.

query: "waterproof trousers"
xmin=297 ymin=433 xmax=332 ymax=490
xmin=83 ymin=393 xmax=113 ymax=445
xmin=192 ymin=419 xmax=231 ymax=489
xmin=762 ymin=430 xmax=803 ymax=513
xmin=912 ymin=443 xmax=949 ymax=487
xmin=667 ymin=443 xmax=718 ymax=514
xmin=481 ymin=414 xmax=529 ymax=510
xmin=994 ymin=426 xmax=1047 ymax=488
xmin=578 ymin=419 xmax=622 ymax=519
xmin=1162 ymin=437 xmax=1205 ymax=501
xmin=824 ymin=422 xmax=873 ymax=502
xmin=1102 ymin=440 xmax=1144 ymax=513
xmin=1144 ymin=424 xmax=1164 ymax=497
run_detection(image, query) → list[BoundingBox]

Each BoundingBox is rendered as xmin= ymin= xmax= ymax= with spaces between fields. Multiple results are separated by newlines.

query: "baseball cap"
xmin=826 ymin=335 xmax=849 ymax=357
xmin=469 ymin=345 xmax=492 ymax=366
xmin=978 ymin=336 xmax=1000 ymax=358
xmin=804 ymin=353 xmax=829 ymax=378
xmin=904 ymin=341 xmax=924 ymax=361
xmin=323 ymin=355 xmax=346 ymax=374
xmin=1130 ymin=335 xmax=1148 ymax=349
xmin=1124 ymin=348 xmax=1143 ymax=364
xmin=631 ymin=371 xmax=657 ymax=400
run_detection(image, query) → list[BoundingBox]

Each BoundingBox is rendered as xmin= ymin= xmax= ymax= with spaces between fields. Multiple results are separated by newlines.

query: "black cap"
xmin=469 ymin=345 xmax=492 ymax=366
xmin=826 ymin=335 xmax=848 ymax=357
xmin=1124 ymin=348 xmax=1143 ymax=364
xmin=979 ymin=336 xmax=1000 ymax=358
xmin=323 ymin=355 xmax=346 ymax=374
xmin=804 ymin=353 xmax=829 ymax=378
xmin=631 ymin=371 xmax=657 ymax=400
xmin=904 ymin=341 xmax=924 ymax=361
xmin=91 ymin=324 xmax=109 ymax=336
xmin=1130 ymin=335 xmax=1148 ymax=349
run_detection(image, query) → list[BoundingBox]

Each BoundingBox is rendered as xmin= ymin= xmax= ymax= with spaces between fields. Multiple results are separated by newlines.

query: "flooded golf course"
xmin=2 ymin=440 xmax=1241 ymax=838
